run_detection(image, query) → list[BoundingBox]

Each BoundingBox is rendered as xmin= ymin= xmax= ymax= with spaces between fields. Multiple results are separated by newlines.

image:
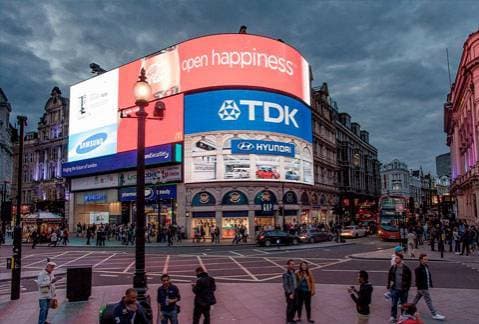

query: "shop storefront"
xmin=74 ymin=189 xmax=121 ymax=225
xmin=192 ymin=211 xmax=216 ymax=239
xmin=222 ymin=211 xmax=249 ymax=239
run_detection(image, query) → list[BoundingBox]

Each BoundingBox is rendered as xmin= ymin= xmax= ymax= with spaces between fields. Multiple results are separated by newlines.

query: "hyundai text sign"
xmin=231 ymin=139 xmax=295 ymax=157
xmin=185 ymin=90 xmax=312 ymax=142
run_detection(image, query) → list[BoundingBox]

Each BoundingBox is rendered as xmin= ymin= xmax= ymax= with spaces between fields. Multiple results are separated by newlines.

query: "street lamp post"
xmin=11 ymin=115 xmax=27 ymax=300
xmin=132 ymin=68 xmax=151 ymax=318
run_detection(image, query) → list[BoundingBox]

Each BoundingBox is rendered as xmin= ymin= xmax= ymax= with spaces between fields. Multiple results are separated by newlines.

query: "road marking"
xmin=25 ymin=251 xmax=71 ymax=267
xmin=58 ymin=252 xmax=94 ymax=268
xmin=228 ymin=256 xmax=258 ymax=281
xmin=263 ymin=258 xmax=286 ymax=270
xmin=311 ymin=258 xmax=351 ymax=271
xmin=93 ymin=253 xmax=118 ymax=268
xmin=162 ymin=255 xmax=170 ymax=274
xmin=253 ymin=249 xmax=269 ymax=254
xmin=197 ymin=256 xmax=207 ymax=272
xmin=230 ymin=251 xmax=244 ymax=256
xmin=123 ymin=261 xmax=136 ymax=273
xmin=100 ymin=274 xmax=119 ymax=277
xmin=321 ymin=269 xmax=388 ymax=273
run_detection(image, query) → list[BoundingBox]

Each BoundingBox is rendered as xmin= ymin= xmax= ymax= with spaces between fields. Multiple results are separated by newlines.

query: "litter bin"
xmin=66 ymin=266 xmax=92 ymax=302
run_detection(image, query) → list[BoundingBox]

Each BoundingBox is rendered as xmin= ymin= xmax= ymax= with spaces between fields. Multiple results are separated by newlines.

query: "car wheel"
xmin=292 ymin=238 xmax=299 ymax=245
xmin=265 ymin=240 xmax=272 ymax=247
xmin=309 ymin=237 xmax=315 ymax=244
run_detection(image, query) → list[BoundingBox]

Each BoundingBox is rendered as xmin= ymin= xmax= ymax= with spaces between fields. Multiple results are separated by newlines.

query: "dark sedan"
xmin=298 ymin=229 xmax=333 ymax=243
xmin=256 ymin=230 xmax=300 ymax=247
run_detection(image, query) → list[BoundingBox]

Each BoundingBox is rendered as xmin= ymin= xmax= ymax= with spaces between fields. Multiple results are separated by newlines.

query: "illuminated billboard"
xmin=184 ymin=90 xmax=313 ymax=184
xmin=66 ymin=34 xmax=311 ymax=177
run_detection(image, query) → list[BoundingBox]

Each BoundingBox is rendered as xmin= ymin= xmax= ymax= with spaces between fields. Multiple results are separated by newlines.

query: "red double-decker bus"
xmin=377 ymin=195 xmax=409 ymax=240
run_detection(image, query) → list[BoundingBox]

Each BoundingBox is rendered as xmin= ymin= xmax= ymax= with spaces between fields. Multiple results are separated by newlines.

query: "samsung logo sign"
xmin=231 ymin=139 xmax=295 ymax=157
xmin=76 ymin=133 xmax=107 ymax=154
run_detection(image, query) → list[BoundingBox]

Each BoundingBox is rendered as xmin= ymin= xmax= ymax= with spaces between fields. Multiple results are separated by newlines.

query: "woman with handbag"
xmin=35 ymin=261 xmax=59 ymax=324
xmin=295 ymin=261 xmax=316 ymax=323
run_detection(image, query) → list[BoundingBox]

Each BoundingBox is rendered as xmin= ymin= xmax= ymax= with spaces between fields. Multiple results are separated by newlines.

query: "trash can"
xmin=66 ymin=266 xmax=92 ymax=302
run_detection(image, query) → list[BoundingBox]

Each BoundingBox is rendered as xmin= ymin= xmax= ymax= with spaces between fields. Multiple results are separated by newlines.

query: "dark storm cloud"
xmin=1 ymin=0 xmax=478 ymax=173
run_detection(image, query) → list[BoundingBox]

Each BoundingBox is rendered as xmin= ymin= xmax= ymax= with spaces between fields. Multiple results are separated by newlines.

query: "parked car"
xmin=256 ymin=230 xmax=300 ymax=247
xmin=256 ymin=166 xmax=280 ymax=179
xmin=299 ymin=229 xmax=333 ymax=243
xmin=340 ymin=225 xmax=367 ymax=238
xmin=285 ymin=170 xmax=300 ymax=181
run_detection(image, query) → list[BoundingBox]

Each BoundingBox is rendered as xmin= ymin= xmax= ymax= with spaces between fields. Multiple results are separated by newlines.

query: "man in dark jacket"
xmin=282 ymin=259 xmax=297 ymax=324
xmin=349 ymin=270 xmax=373 ymax=324
xmin=192 ymin=267 xmax=216 ymax=324
xmin=387 ymin=253 xmax=411 ymax=323
xmin=112 ymin=288 xmax=150 ymax=324
xmin=157 ymin=274 xmax=180 ymax=324
xmin=412 ymin=254 xmax=445 ymax=320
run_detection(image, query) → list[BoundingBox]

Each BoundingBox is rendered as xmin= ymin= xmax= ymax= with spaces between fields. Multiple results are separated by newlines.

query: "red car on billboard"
xmin=256 ymin=166 xmax=280 ymax=179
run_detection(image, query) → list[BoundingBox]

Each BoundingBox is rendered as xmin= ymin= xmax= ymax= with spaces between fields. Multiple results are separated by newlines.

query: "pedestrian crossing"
xmin=0 ymin=281 xmax=27 ymax=297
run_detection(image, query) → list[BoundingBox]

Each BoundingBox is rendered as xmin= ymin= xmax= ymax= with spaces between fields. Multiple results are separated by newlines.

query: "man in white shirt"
xmin=36 ymin=261 xmax=58 ymax=324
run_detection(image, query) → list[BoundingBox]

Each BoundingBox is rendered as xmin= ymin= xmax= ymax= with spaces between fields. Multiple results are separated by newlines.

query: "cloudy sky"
xmin=1 ymin=0 xmax=478 ymax=173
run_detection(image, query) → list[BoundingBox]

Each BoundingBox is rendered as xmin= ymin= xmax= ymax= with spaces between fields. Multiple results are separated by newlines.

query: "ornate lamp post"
xmin=132 ymin=69 xmax=152 ymax=316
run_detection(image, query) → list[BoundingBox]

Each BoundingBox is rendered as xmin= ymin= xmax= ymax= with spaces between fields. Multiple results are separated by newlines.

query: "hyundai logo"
xmin=76 ymin=133 xmax=107 ymax=154
xmin=237 ymin=142 xmax=254 ymax=151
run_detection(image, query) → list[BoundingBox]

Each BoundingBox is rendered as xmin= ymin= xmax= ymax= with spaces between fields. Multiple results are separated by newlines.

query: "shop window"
xmin=283 ymin=191 xmax=298 ymax=204
xmin=301 ymin=192 xmax=310 ymax=205
xmin=254 ymin=190 xmax=277 ymax=205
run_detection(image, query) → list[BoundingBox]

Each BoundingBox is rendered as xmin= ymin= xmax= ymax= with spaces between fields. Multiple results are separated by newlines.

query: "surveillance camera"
xmin=154 ymin=101 xmax=165 ymax=118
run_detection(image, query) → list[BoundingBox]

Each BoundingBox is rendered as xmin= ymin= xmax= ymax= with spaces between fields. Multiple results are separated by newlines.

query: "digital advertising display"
xmin=184 ymin=89 xmax=313 ymax=185
xmin=66 ymin=33 xmax=311 ymax=179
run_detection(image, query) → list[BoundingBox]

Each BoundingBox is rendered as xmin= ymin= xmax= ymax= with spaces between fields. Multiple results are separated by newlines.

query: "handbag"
xmin=49 ymin=298 xmax=59 ymax=309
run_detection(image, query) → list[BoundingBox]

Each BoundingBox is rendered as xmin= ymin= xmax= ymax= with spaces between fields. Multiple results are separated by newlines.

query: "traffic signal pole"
xmin=11 ymin=116 xmax=27 ymax=300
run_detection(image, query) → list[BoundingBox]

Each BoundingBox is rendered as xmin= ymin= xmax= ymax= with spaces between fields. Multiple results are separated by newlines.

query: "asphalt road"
xmin=1 ymin=237 xmax=478 ymax=298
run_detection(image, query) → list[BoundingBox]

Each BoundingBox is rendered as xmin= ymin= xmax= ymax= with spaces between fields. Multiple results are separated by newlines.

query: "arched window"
xmin=192 ymin=191 xmax=216 ymax=206
xmin=254 ymin=190 xmax=277 ymax=205
xmin=222 ymin=190 xmax=248 ymax=205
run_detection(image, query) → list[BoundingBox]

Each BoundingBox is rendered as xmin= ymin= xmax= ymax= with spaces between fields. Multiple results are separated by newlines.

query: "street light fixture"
xmin=132 ymin=68 xmax=151 ymax=318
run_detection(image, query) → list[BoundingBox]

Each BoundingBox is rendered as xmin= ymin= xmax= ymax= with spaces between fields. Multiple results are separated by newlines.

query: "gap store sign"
xmin=231 ymin=139 xmax=295 ymax=157
xmin=184 ymin=89 xmax=312 ymax=142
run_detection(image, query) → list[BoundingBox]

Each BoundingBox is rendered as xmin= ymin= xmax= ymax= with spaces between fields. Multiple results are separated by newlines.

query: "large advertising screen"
xmin=67 ymin=34 xmax=310 ymax=177
xmin=184 ymin=90 xmax=313 ymax=184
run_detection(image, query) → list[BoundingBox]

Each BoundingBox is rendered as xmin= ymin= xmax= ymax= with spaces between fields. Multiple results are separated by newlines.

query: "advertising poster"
xmin=90 ymin=211 xmax=109 ymax=224
xmin=68 ymin=69 xmax=119 ymax=162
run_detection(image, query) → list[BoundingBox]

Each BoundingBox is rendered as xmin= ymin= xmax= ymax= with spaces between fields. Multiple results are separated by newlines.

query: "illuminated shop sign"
xmin=83 ymin=192 xmax=107 ymax=203
xmin=62 ymin=143 xmax=176 ymax=177
xmin=118 ymin=185 xmax=177 ymax=202
xmin=231 ymin=139 xmax=295 ymax=157
xmin=185 ymin=89 xmax=312 ymax=142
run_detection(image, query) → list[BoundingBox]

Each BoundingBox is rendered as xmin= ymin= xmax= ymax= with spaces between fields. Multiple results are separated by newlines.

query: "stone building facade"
xmin=11 ymin=87 xmax=69 ymax=216
xmin=444 ymin=30 xmax=479 ymax=224
xmin=380 ymin=159 xmax=410 ymax=198
xmin=0 ymin=89 xmax=14 ymax=202
xmin=335 ymin=109 xmax=381 ymax=222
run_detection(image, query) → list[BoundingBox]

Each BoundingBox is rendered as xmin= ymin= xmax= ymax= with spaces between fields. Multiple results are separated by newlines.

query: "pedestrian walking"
xmin=295 ymin=261 xmax=315 ymax=323
xmin=192 ymin=266 xmax=216 ymax=324
xmin=282 ymin=259 xmax=297 ymax=324
xmin=157 ymin=274 xmax=180 ymax=324
xmin=412 ymin=254 xmax=445 ymax=320
xmin=349 ymin=270 xmax=373 ymax=324
xmin=48 ymin=231 xmax=58 ymax=247
xmin=35 ymin=261 xmax=59 ymax=324
xmin=387 ymin=253 xmax=412 ymax=323
xmin=407 ymin=230 xmax=416 ymax=258
xmin=86 ymin=227 xmax=92 ymax=245
xmin=214 ymin=227 xmax=220 ymax=244
xmin=112 ymin=288 xmax=150 ymax=324
xmin=31 ymin=229 xmax=39 ymax=249
xmin=398 ymin=304 xmax=424 ymax=324
xmin=461 ymin=227 xmax=471 ymax=256
xmin=62 ymin=229 xmax=69 ymax=246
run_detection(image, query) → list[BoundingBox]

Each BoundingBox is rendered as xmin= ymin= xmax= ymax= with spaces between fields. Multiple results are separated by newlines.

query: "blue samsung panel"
xmin=231 ymin=139 xmax=295 ymax=157
xmin=185 ymin=89 xmax=312 ymax=142
xmin=62 ymin=144 xmax=173 ymax=177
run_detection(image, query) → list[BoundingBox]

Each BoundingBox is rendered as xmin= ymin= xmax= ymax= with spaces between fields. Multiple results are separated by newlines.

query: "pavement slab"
xmin=0 ymin=283 xmax=478 ymax=323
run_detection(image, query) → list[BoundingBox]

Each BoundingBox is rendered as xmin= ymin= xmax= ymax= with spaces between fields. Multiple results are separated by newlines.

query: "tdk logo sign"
xmin=76 ymin=133 xmax=107 ymax=154
xmin=218 ymin=99 xmax=299 ymax=128
xmin=231 ymin=139 xmax=295 ymax=157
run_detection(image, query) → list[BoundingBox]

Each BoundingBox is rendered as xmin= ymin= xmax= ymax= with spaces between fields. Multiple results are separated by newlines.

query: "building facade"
xmin=380 ymin=159 xmax=410 ymax=198
xmin=444 ymin=30 xmax=479 ymax=224
xmin=0 ymin=89 xmax=14 ymax=203
xmin=11 ymin=87 xmax=69 ymax=217
xmin=436 ymin=153 xmax=451 ymax=178
xmin=335 ymin=110 xmax=381 ymax=222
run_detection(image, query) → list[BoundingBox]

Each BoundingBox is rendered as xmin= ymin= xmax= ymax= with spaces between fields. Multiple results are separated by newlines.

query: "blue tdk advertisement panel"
xmin=184 ymin=89 xmax=312 ymax=142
